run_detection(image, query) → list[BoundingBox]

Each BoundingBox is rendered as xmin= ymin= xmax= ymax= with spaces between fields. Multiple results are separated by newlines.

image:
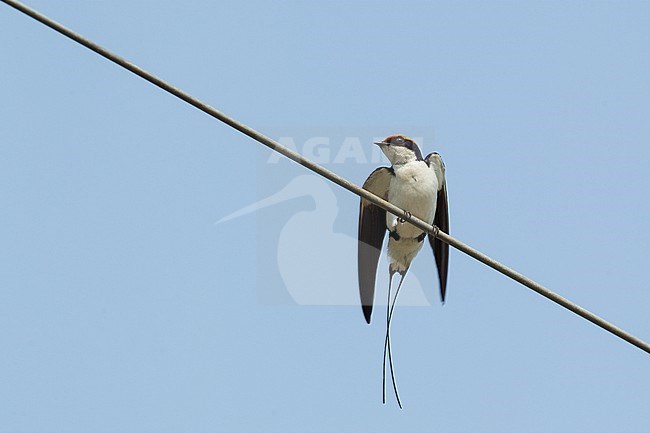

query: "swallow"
xmin=358 ymin=134 xmax=449 ymax=407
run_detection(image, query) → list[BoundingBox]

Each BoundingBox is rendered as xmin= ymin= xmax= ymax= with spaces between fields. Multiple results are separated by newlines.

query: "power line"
xmin=3 ymin=0 xmax=649 ymax=355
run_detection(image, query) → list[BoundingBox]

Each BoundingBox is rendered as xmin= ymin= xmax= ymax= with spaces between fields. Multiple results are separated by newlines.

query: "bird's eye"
xmin=393 ymin=137 xmax=404 ymax=144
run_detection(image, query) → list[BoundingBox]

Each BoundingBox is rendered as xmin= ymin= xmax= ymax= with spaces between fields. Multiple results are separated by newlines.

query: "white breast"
xmin=386 ymin=161 xmax=438 ymax=239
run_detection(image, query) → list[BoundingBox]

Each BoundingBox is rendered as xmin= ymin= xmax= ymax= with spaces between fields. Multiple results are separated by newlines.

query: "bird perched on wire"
xmin=357 ymin=134 xmax=449 ymax=408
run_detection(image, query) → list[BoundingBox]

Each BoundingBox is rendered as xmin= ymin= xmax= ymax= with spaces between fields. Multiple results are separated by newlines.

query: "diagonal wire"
xmin=3 ymin=0 xmax=649 ymax=355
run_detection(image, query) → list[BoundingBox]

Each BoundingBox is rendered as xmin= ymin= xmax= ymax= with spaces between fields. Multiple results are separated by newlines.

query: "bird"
xmin=357 ymin=134 xmax=449 ymax=408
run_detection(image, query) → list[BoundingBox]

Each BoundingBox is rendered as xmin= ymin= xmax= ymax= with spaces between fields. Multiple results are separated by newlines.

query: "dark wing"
xmin=425 ymin=153 xmax=449 ymax=303
xmin=358 ymin=167 xmax=392 ymax=324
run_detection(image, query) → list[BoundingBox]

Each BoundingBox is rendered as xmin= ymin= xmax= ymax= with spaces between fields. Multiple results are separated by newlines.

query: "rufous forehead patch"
xmin=384 ymin=134 xmax=415 ymax=143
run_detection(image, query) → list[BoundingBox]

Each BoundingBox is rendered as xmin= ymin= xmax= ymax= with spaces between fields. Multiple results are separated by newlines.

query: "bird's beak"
xmin=374 ymin=141 xmax=388 ymax=147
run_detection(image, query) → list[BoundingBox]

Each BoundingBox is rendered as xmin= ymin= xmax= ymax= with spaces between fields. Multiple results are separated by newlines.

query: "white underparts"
xmin=385 ymin=160 xmax=438 ymax=272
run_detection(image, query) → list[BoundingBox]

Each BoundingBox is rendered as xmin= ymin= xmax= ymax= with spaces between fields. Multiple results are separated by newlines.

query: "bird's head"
xmin=374 ymin=135 xmax=424 ymax=165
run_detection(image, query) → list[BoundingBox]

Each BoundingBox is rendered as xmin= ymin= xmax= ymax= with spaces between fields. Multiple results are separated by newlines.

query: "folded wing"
xmin=425 ymin=152 xmax=450 ymax=303
xmin=358 ymin=167 xmax=392 ymax=323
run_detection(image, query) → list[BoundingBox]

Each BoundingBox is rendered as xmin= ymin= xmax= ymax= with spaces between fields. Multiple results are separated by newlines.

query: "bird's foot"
xmin=397 ymin=211 xmax=412 ymax=224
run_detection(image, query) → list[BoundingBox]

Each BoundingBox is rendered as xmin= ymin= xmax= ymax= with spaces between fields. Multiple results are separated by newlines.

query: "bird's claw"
xmin=397 ymin=211 xmax=412 ymax=224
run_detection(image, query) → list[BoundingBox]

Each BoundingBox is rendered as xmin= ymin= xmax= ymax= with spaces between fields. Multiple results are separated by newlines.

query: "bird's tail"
xmin=383 ymin=268 xmax=408 ymax=409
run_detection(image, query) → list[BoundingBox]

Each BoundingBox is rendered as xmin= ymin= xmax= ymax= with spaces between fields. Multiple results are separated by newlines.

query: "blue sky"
xmin=1 ymin=1 xmax=649 ymax=432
